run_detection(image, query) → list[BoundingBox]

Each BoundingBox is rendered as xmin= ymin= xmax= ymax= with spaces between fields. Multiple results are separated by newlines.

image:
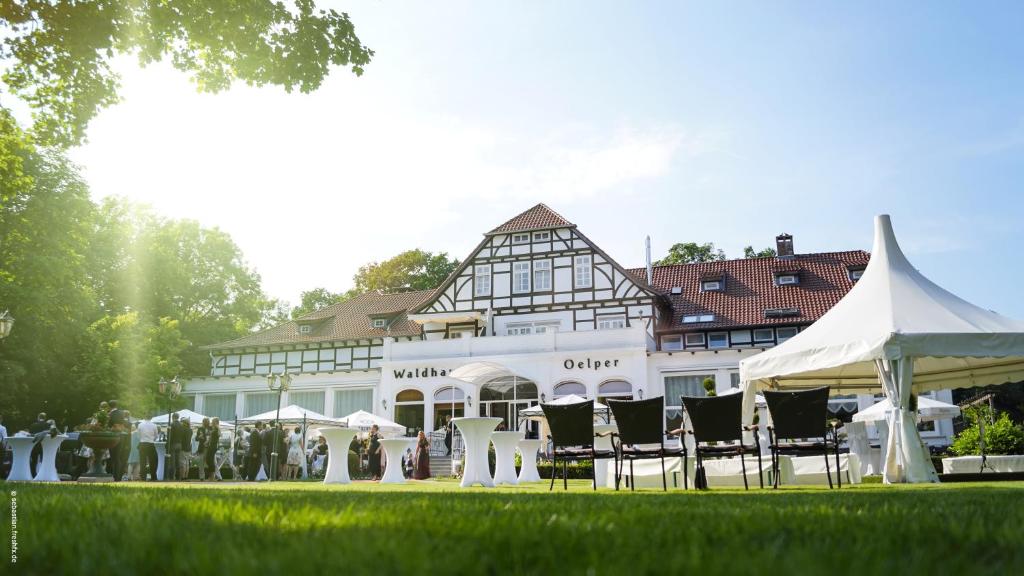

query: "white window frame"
xmin=776 ymin=327 xmax=799 ymax=342
xmin=776 ymin=274 xmax=799 ymax=286
xmin=371 ymin=318 xmax=387 ymax=328
xmin=730 ymin=330 xmax=752 ymax=345
xmin=701 ymin=280 xmax=722 ymax=291
xmin=533 ymin=260 xmax=552 ymax=291
xmin=597 ymin=315 xmax=626 ymax=330
xmin=661 ymin=335 xmax=683 ymax=351
xmin=849 ymin=268 xmax=864 ymax=281
xmin=684 ymin=333 xmax=705 ymax=347
xmin=299 ymin=324 xmax=312 ymax=334
xmin=512 ymin=233 xmax=530 ymax=244
xmin=474 ymin=264 xmax=491 ymax=296
xmin=506 ymin=321 xmax=559 ymax=336
xmin=512 ymin=261 xmax=531 ymax=293
xmin=574 ymin=255 xmax=592 ymax=288
xmin=682 ymin=314 xmax=715 ymax=324
xmin=448 ymin=326 xmax=475 ymax=339
xmin=753 ymin=328 xmax=774 ymax=342
xmin=533 ymin=231 xmax=551 ymax=242
xmin=708 ymin=332 xmax=729 ymax=348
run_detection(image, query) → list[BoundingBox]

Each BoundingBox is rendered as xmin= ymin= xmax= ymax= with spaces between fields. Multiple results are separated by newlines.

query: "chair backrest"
xmin=541 ymin=401 xmax=595 ymax=449
xmin=608 ymin=397 xmax=665 ymax=446
xmin=763 ymin=386 xmax=831 ymax=440
xmin=680 ymin=393 xmax=743 ymax=444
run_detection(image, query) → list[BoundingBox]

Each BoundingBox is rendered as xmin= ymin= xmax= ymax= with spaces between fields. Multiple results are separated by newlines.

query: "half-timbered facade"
xmin=184 ymin=203 xmax=955 ymax=448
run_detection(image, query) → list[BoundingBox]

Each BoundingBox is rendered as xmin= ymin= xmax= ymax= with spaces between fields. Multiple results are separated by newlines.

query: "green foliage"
xmin=11 ymin=482 xmax=1024 ymax=575
xmin=655 ymin=242 xmax=726 ymax=265
xmin=703 ymin=377 xmax=717 ymax=397
xmin=352 ymin=249 xmax=460 ymax=295
xmin=291 ymin=287 xmax=352 ymax=319
xmin=2 ymin=0 xmax=373 ymax=146
xmin=743 ymin=246 xmax=777 ymax=258
xmin=949 ymin=408 xmax=1024 ymax=456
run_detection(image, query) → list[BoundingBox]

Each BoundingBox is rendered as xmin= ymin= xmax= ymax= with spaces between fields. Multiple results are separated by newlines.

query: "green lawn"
xmin=6 ymin=480 xmax=1024 ymax=575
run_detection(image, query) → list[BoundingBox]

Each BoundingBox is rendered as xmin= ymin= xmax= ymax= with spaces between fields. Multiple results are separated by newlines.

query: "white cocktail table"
xmin=379 ymin=438 xmax=415 ymax=484
xmin=517 ymin=439 xmax=544 ymax=483
xmin=490 ymin=431 xmax=524 ymax=486
xmin=454 ymin=417 xmax=501 ymax=488
xmin=33 ymin=434 xmax=68 ymax=482
xmin=5 ymin=436 xmax=35 ymax=481
xmin=154 ymin=441 xmax=167 ymax=480
xmin=594 ymin=424 xmax=618 ymax=489
xmin=319 ymin=427 xmax=359 ymax=484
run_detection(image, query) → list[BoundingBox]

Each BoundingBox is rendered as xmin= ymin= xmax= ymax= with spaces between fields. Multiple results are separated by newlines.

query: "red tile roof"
xmin=202 ymin=290 xmax=431 ymax=350
xmin=627 ymin=250 xmax=870 ymax=332
xmin=487 ymin=203 xmax=574 ymax=235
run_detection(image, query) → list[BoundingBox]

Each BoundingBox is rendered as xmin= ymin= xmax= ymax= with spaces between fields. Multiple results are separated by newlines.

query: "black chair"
xmin=763 ymin=386 xmax=841 ymax=489
xmin=541 ymin=400 xmax=616 ymax=491
xmin=680 ymin=393 xmax=763 ymax=490
xmin=608 ymin=397 xmax=686 ymax=491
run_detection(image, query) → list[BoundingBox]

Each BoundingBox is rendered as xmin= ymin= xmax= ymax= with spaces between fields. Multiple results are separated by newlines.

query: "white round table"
xmin=378 ymin=438 xmax=415 ymax=484
xmin=517 ymin=439 xmax=544 ymax=483
xmin=5 ymin=437 xmax=35 ymax=481
xmin=154 ymin=441 xmax=167 ymax=480
xmin=319 ymin=427 xmax=359 ymax=484
xmin=593 ymin=423 xmax=618 ymax=489
xmin=33 ymin=434 xmax=68 ymax=482
xmin=490 ymin=431 xmax=524 ymax=486
xmin=454 ymin=417 xmax=501 ymax=488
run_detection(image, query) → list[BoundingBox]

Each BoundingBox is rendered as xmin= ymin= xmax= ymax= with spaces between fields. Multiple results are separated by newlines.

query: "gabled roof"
xmin=628 ymin=250 xmax=870 ymax=332
xmin=202 ymin=290 xmax=431 ymax=350
xmin=486 ymin=203 xmax=574 ymax=235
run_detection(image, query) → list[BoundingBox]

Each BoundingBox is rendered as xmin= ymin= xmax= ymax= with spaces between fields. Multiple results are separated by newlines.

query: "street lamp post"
xmin=157 ymin=377 xmax=181 ymax=481
xmin=0 ymin=310 xmax=14 ymax=340
xmin=266 ymin=372 xmax=292 ymax=482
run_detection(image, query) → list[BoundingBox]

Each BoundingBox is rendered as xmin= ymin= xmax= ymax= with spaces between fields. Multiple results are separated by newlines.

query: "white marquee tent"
xmin=740 ymin=215 xmax=1024 ymax=483
xmin=518 ymin=394 xmax=611 ymax=421
xmin=150 ymin=409 xmax=232 ymax=428
xmin=853 ymin=396 xmax=961 ymax=424
xmin=337 ymin=410 xmax=407 ymax=437
xmin=237 ymin=404 xmax=341 ymax=427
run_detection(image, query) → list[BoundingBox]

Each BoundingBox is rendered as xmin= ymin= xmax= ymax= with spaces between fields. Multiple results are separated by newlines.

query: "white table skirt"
xmin=789 ymin=453 xmax=862 ymax=485
xmin=606 ymin=456 xmax=782 ymax=489
xmin=942 ymin=455 xmax=1024 ymax=474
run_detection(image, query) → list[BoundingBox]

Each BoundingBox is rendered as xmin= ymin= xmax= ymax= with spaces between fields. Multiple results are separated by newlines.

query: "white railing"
xmin=389 ymin=325 xmax=646 ymax=362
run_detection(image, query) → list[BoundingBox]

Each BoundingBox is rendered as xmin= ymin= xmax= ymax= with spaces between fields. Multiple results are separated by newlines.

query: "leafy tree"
xmin=949 ymin=408 xmax=1024 ymax=456
xmin=743 ymin=246 xmax=777 ymax=259
xmin=655 ymin=242 xmax=726 ymax=265
xmin=353 ymin=249 xmax=460 ymax=294
xmin=291 ymin=287 xmax=350 ymax=318
xmin=1 ymin=0 xmax=373 ymax=146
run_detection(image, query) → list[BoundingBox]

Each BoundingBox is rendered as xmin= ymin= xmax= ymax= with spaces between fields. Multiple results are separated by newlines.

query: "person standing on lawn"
xmin=137 ymin=416 xmax=159 ymax=481
xmin=367 ymin=425 xmax=382 ymax=481
xmin=246 ymin=422 xmax=263 ymax=480
xmin=107 ymin=401 xmax=129 ymax=481
xmin=168 ymin=412 xmax=185 ymax=480
xmin=126 ymin=420 xmax=140 ymax=481
xmin=414 ymin=430 xmax=431 ymax=480
xmin=277 ymin=422 xmax=288 ymax=480
xmin=195 ymin=418 xmax=209 ymax=480
xmin=261 ymin=421 xmax=275 ymax=480
xmin=443 ymin=415 xmax=453 ymax=456
xmin=206 ymin=418 xmax=221 ymax=481
xmin=179 ymin=417 xmax=193 ymax=480
xmin=286 ymin=426 xmax=302 ymax=480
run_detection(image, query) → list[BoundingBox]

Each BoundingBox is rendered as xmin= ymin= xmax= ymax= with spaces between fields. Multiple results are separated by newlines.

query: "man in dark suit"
xmin=261 ymin=421 xmax=276 ymax=480
xmin=28 ymin=412 xmax=49 ymax=476
xmin=107 ymin=400 xmax=128 ymax=481
xmin=246 ymin=423 xmax=263 ymax=480
xmin=168 ymin=413 xmax=184 ymax=480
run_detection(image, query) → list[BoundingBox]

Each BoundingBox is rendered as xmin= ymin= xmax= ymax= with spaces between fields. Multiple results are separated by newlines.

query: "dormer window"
xmin=682 ymin=314 xmax=715 ymax=324
xmin=532 ymin=231 xmax=551 ymax=242
xmin=775 ymin=273 xmax=799 ymax=286
xmin=670 ymin=287 xmax=682 ymax=295
xmin=512 ymin=233 xmax=530 ymax=244
xmin=701 ymin=280 xmax=723 ymax=292
xmin=298 ymin=325 xmax=312 ymax=334
xmin=371 ymin=318 xmax=387 ymax=329
xmin=764 ymin=307 xmax=800 ymax=319
xmin=848 ymin=266 xmax=865 ymax=281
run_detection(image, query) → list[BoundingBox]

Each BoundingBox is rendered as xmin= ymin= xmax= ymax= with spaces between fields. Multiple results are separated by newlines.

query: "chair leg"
xmin=629 ymin=459 xmax=635 ymax=492
xmin=756 ymin=449 xmax=764 ymax=489
xmin=661 ymin=455 xmax=667 ymax=492
xmin=684 ymin=452 xmax=689 ymax=491
xmin=549 ymin=454 xmax=556 ymax=492
xmin=740 ymin=450 xmax=749 ymax=491
xmin=824 ymin=449 xmax=833 ymax=489
xmin=592 ymin=458 xmax=597 ymax=491
xmin=835 ymin=440 xmax=842 ymax=489
xmin=563 ymin=459 xmax=568 ymax=491
xmin=772 ymin=448 xmax=780 ymax=489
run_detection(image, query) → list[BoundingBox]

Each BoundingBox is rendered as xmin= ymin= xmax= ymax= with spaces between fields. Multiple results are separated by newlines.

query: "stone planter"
xmin=79 ymin=431 xmax=122 ymax=481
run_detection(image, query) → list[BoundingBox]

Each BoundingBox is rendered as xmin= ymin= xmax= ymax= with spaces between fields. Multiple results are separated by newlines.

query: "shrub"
xmin=537 ymin=460 xmax=594 ymax=479
xmin=949 ymin=409 xmax=1024 ymax=456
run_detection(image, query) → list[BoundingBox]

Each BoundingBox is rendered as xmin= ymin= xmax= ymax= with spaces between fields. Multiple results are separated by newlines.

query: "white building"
xmin=185 ymin=204 xmax=955 ymax=445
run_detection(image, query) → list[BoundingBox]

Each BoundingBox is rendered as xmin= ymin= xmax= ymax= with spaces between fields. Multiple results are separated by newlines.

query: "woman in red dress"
xmin=413 ymin=430 xmax=431 ymax=479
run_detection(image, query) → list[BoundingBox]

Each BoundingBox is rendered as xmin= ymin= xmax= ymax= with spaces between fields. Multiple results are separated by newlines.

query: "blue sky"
xmin=68 ymin=1 xmax=1024 ymax=317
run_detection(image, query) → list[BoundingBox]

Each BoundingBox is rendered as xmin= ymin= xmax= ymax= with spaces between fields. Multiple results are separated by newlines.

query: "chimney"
xmin=645 ymin=236 xmax=653 ymax=284
xmin=776 ymin=233 xmax=794 ymax=259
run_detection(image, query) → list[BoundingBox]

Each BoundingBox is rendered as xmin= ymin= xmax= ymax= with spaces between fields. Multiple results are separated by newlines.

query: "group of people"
xmin=238 ymin=421 xmax=304 ymax=481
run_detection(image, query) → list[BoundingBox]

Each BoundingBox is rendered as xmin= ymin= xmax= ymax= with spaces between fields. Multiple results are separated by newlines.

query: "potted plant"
xmin=76 ymin=409 xmax=122 ymax=480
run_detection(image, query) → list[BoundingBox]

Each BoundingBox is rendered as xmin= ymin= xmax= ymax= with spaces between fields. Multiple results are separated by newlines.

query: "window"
xmin=708 ymin=333 xmax=728 ymax=348
xmin=290 ymin=390 xmax=325 ymax=415
xmin=776 ymin=327 xmax=798 ymax=342
xmin=664 ymin=374 xmax=713 ymax=430
xmin=684 ymin=333 xmax=705 ymax=347
xmin=299 ymin=324 xmax=312 ymax=334
xmin=371 ymin=318 xmax=387 ymax=328
xmin=849 ymin=268 xmax=865 ymax=281
xmin=507 ymin=321 xmax=559 ymax=336
xmin=682 ymin=314 xmax=715 ymax=324
xmin=244 ymin=392 xmax=277 ymax=417
xmin=670 ymin=287 xmax=682 ymax=295
xmin=533 ymin=231 xmax=551 ymax=242
xmin=661 ymin=335 xmax=683 ymax=351
xmin=574 ymin=255 xmax=592 ymax=288
xmin=204 ymin=394 xmax=237 ymax=421
xmin=553 ymin=381 xmax=587 ymax=398
xmin=533 ymin=260 xmax=552 ymax=291
xmin=513 ymin=261 xmax=530 ymax=293
xmin=753 ymin=328 xmax=774 ymax=342
xmin=730 ymin=330 xmax=752 ymax=345
xmin=776 ymin=274 xmax=799 ymax=286
xmin=597 ymin=316 xmax=626 ymax=330
xmin=764 ymin=307 xmax=800 ymax=318
xmin=512 ymin=233 xmax=530 ymax=244
xmin=448 ymin=326 xmax=476 ymax=339
xmin=701 ymin=280 xmax=723 ymax=292
xmin=474 ymin=265 xmax=491 ymax=296
xmin=394 ymin=389 xmax=423 ymax=437
xmin=333 ymin=388 xmax=372 ymax=418
xmin=598 ymin=380 xmax=633 ymax=404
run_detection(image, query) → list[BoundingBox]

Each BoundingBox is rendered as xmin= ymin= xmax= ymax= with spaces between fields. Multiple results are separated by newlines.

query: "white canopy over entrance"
xmin=740 ymin=215 xmax=1024 ymax=483
xmin=853 ymin=396 xmax=961 ymax=424
xmin=518 ymin=394 xmax=610 ymax=421
xmin=447 ymin=361 xmax=516 ymax=387
xmin=237 ymin=404 xmax=340 ymax=427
